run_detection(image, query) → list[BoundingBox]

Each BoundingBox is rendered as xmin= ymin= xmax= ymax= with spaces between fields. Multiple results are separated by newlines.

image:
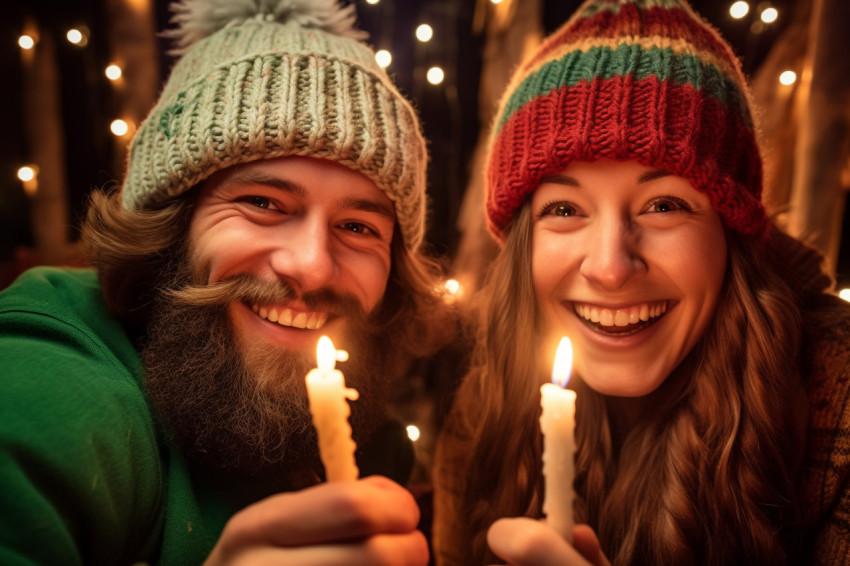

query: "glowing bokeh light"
xmin=17 ymin=166 xmax=36 ymax=182
xmin=18 ymin=35 xmax=35 ymax=50
xmin=66 ymin=28 xmax=83 ymax=44
xmin=110 ymin=119 xmax=130 ymax=136
xmin=427 ymin=66 xmax=445 ymax=85
xmin=406 ymin=425 xmax=421 ymax=442
xmin=375 ymin=49 xmax=392 ymax=68
xmin=730 ymin=1 xmax=750 ymax=19
xmin=779 ymin=70 xmax=797 ymax=85
xmin=415 ymin=24 xmax=433 ymax=43
xmin=105 ymin=64 xmax=122 ymax=81
xmin=761 ymin=7 xmax=778 ymax=23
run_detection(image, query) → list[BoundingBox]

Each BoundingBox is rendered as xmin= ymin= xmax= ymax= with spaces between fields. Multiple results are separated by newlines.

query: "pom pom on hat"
xmin=485 ymin=0 xmax=769 ymax=240
xmin=122 ymin=0 xmax=428 ymax=250
xmin=164 ymin=0 xmax=368 ymax=54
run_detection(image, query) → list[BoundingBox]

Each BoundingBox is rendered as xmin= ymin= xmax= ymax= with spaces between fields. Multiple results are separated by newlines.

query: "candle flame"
xmin=552 ymin=337 xmax=572 ymax=388
xmin=316 ymin=336 xmax=336 ymax=371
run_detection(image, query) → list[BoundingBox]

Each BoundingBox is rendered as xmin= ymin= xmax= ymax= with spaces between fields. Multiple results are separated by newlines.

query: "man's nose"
xmin=579 ymin=217 xmax=645 ymax=291
xmin=269 ymin=217 xmax=337 ymax=294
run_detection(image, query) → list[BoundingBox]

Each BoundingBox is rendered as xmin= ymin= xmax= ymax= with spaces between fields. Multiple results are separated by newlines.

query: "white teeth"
xmin=306 ymin=313 xmax=318 ymax=330
xmin=574 ymin=301 xmax=668 ymax=328
xmin=292 ymin=312 xmax=307 ymax=329
xmin=280 ymin=308 xmax=293 ymax=326
xmin=614 ymin=310 xmax=629 ymax=327
xmin=250 ymin=304 xmax=326 ymax=330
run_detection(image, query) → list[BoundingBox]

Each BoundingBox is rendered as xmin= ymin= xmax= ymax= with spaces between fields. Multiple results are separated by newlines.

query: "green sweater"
xmin=0 ymin=267 xmax=260 ymax=565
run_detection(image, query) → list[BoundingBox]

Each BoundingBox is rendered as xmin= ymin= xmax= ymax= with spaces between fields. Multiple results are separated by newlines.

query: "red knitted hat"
xmin=486 ymin=0 xmax=768 ymax=239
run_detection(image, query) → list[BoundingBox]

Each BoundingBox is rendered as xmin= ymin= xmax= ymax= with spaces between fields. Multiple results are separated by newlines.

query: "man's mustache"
xmin=165 ymin=273 xmax=369 ymax=319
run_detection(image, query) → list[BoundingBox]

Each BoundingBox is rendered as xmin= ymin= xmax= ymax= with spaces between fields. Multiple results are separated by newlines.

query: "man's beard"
xmin=140 ymin=261 xmax=394 ymax=482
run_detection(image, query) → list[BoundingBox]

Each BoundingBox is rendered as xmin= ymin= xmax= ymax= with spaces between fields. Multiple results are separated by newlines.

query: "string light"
xmin=365 ymin=0 xmax=380 ymax=4
xmin=426 ymin=66 xmax=445 ymax=85
xmin=729 ymin=1 xmax=750 ymax=19
xmin=760 ymin=7 xmax=778 ymax=24
xmin=444 ymin=279 xmax=460 ymax=295
xmin=439 ymin=278 xmax=463 ymax=304
xmin=490 ymin=0 xmax=505 ymax=4
xmin=105 ymin=64 xmax=122 ymax=81
xmin=415 ymin=24 xmax=433 ymax=43
xmin=66 ymin=28 xmax=84 ymax=45
xmin=110 ymin=119 xmax=130 ymax=137
xmin=17 ymin=165 xmax=38 ymax=197
xmin=17 ymin=166 xmax=36 ymax=183
xmin=375 ymin=49 xmax=392 ymax=68
xmin=18 ymin=35 xmax=35 ymax=50
xmin=839 ymin=289 xmax=850 ymax=302
xmin=406 ymin=425 xmax=421 ymax=442
xmin=779 ymin=70 xmax=797 ymax=85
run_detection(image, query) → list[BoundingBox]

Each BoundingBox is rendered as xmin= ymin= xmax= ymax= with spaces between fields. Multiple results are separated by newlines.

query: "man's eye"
xmin=241 ymin=196 xmax=271 ymax=209
xmin=341 ymin=222 xmax=374 ymax=235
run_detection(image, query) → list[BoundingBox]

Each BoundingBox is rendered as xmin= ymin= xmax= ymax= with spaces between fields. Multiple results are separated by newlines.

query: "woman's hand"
xmin=203 ymin=475 xmax=428 ymax=566
xmin=487 ymin=518 xmax=611 ymax=566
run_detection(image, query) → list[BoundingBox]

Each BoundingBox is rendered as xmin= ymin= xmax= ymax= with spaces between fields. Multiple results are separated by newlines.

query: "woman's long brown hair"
xmin=450 ymin=202 xmax=807 ymax=565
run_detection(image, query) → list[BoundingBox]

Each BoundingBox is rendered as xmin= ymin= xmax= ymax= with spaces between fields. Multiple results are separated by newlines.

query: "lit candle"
xmin=540 ymin=336 xmax=576 ymax=543
xmin=305 ymin=336 xmax=359 ymax=482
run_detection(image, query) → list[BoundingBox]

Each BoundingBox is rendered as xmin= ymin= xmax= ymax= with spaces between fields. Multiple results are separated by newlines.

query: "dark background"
xmin=3 ymin=0 xmax=845 ymax=286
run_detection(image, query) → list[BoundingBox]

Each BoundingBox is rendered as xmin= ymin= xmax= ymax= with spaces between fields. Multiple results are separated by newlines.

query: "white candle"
xmin=540 ymin=336 xmax=576 ymax=543
xmin=305 ymin=336 xmax=360 ymax=482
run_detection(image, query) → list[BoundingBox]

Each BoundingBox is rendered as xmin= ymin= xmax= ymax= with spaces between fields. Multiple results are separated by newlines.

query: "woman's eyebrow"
xmin=539 ymin=174 xmax=579 ymax=186
xmin=638 ymin=169 xmax=672 ymax=183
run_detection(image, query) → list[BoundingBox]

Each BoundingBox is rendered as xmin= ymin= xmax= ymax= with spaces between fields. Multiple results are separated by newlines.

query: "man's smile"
xmin=250 ymin=302 xmax=330 ymax=330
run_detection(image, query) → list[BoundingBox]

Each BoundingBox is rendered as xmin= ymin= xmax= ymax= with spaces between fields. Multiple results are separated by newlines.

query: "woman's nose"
xmin=579 ymin=218 xmax=645 ymax=291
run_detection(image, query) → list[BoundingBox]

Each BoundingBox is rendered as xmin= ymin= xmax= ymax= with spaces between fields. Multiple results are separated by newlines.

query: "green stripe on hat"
xmin=496 ymin=43 xmax=751 ymax=134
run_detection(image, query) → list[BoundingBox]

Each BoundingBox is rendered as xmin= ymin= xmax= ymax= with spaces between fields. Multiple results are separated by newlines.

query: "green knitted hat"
xmin=486 ymin=0 xmax=768 ymax=240
xmin=122 ymin=0 xmax=428 ymax=250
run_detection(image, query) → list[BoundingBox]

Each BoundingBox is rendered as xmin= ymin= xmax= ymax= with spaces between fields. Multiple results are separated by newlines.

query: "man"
xmin=0 ymin=1 xmax=453 ymax=564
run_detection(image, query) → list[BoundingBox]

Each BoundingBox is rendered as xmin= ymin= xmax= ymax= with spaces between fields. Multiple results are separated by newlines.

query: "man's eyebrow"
xmin=228 ymin=172 xmax=306 ymax=196
xmin=227 ymin=171 xmax=395 ymax=220
xmin=338 ymin=197 xmax=396 ymax=221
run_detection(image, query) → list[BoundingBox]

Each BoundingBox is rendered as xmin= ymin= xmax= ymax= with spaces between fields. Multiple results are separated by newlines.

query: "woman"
xmin=433 ymin=0 xmax=850 ymax=564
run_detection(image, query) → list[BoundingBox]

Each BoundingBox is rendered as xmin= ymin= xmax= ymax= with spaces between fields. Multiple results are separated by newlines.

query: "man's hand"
xmin=487 ymin=518 xmax=611 ymax=566
xmin=204 ymin=475 xmax=428 ymax=566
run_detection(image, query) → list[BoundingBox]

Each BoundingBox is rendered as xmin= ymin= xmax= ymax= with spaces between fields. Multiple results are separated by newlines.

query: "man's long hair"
xmin=436 ymin=203 xmax=812 ymax=565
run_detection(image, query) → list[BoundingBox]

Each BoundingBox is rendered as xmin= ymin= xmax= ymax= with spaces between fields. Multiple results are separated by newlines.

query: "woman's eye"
xmin=540 ymin=201 xmax=579 ymax=217
xmin=646 ymin=196 xmax=693 ymax=213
